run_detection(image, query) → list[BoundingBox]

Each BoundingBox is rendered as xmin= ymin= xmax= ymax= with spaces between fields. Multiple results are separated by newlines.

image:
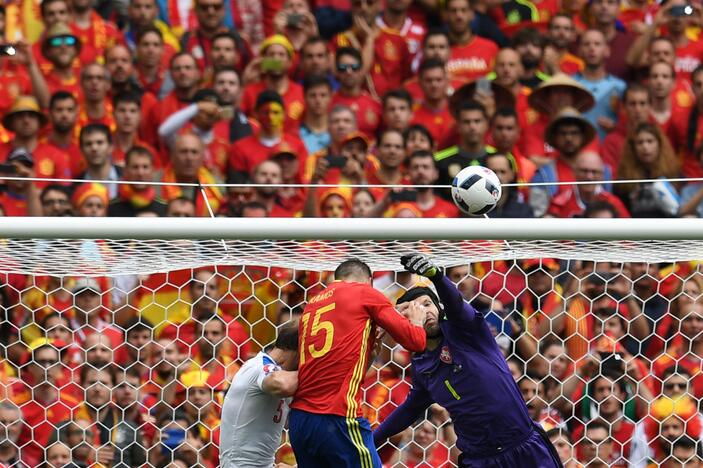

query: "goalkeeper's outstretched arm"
xmin=373 ymin=384 xmax=433 ymax=447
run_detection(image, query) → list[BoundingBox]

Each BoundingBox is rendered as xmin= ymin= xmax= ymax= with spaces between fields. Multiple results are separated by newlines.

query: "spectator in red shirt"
xmin=134 ymin=27 xmax=173 ymax=101
xmin=382 ymin=89 xmax=414 ymax=134
xmin=648 ymin=62 xmax=675 ymax=130
xmin=160 ymin=269 xmax=250 ymax=360
xmin=0 ymin=39 xmax=47 ymax=117
xmin=14 ymin=340 xmax=85 ymax=467
xmin=547 ymin=151 xmax=630 ymax=218
xmin=603 ymin=84 xmax=650 ymax=177
xmin=230 ymin=90 xmax=307 ymax=177
xmin=271 ymin=0 xmax=319 ymax=54
xmin=207 ymin=32 xmax=243 ymax=80
xmin=40 ymin=23 xmax=82 ymax=97
xmin=529 ymin=107 xmax=596 ymax=217
xmin=296 ymin=36 xmax=335 ymax=87
xmin=72 ymin=182 xmax=109 ymax=217
xmin=69 ymin=278 xmax=122 ymax=347
xmin=375 ymin=150 xmax=458 ymax=218
xmin=105 ymin=45 xmax=140 ymax=101
xmin=180 ymin=0 xmax=251 ymax=72
xmin=375 ymin=0 xmax=425 ymax=67
xmin=241 ymin=35 xmax=304 ymax=130
xmin=489 ymin=108 xmax=536 ymax=184
xmin=0 ymin=95 xmax=71 ymax=187
xmin=331 ymin=46 xmax=381 ymax=139
xmin=114 ymin=318 xmax=153 ymax=374
xmin=250 ymin=159 xmax=295 ymax=216
xmin=162 ymin=133 xmax=224 ymax=216
xmin=109 ymin=146 xmax=168 ymax=217
xmin=491 ymin=48 xmax=529 ymax=112
xmin=545 ymin=13 xmax=584 ymax=75
xmin=146 ymin=52 xmax=201 ymax=147
xmin=331 ymin=0 xmax=411 ymax=97
xmin=0 ymin=149 xmax=42 ymax=217
xmin=78 ymin=62 xmax=115 ymax=133
xmin=112 ymin=91 xmax=159 ymax=169
xmin=522 ymin=74 xmax=596 ymax=165
xmin=445 ymin=0 xmax=498 ymax=83
xmin=410 ymin=58 xmax=454 ymax=146
xmin=588 ymin=0 xmax=636 ymax=80
xmin=0 ymin=401 xmax=23 ymax=467
xmin=70 ymin=0 xmax=120 ymax=59
xmin=158 ymin=88 xmax=231 ymax=178
xmin=403 ymin=29 xmax=464 ymax=102
xmin=43 ymin=91 xmax=82 ymax=177
xmin=366 ymin=128 xmax=407 ymax=188
xmin=77 ymin=124 xmax=122 ymax=198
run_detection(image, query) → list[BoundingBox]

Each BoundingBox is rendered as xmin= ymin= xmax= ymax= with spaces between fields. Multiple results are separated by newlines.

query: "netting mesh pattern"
xmin=4 ymin=238 xmax=703 ymax=275
xmin=2 ymin=256 xmax=703 ymax=467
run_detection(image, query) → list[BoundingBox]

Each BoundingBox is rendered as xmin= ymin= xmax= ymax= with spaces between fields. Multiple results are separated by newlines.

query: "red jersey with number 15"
xmin=291 ymin=281 xmax=426 ymax=418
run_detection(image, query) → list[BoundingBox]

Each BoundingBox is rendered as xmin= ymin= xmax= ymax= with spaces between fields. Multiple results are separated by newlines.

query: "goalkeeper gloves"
xmin=401 ymin=254 xmax=440 ymax=278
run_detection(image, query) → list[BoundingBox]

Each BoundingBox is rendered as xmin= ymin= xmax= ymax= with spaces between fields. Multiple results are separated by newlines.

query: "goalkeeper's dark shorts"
xmin=289 ymin=408 xmax=382 ymax=468
xmin=458 ymin=424 xmax=563 ymax=468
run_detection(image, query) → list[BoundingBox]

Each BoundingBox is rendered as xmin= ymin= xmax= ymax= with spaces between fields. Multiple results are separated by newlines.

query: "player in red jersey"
xmin=289 ymin=259 xmax=427 ymax=467
xmin=445 ymin=0 xmax=498 ymax=83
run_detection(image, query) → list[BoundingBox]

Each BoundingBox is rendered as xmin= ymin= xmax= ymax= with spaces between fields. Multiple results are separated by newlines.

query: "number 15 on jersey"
xmin=300 ymin=303 xmax=336 ymax=365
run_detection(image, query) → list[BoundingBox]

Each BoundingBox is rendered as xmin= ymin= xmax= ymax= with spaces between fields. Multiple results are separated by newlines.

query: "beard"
xmin=520 ymin=55 xmax=540 ymax=70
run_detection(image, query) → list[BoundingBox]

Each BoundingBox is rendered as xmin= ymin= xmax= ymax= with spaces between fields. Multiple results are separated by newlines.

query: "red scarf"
xmin=161 ymin=165 xmax=222 ymax=216
xmin=118 ymin=184 xmax=156 ymax=209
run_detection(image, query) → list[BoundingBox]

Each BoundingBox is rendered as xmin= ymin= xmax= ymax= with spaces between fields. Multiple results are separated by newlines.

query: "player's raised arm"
xmin=261 ymin=370 xmax=299 ymax=398
xmin=400 ymin=254 xmax=478 ymax=324
xmin=366 ymin=288 xmax=427 ymax=352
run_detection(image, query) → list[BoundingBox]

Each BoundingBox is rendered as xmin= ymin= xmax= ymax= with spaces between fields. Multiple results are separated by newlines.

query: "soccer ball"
xmin=451 ymin=166 xmax=502 ymax=216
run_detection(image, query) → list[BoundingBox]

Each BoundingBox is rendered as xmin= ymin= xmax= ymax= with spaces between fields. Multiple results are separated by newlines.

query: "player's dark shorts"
xmin=289 ymin=408 xmax=382 ymax=468
xmin=458 ymin=425 xmax=563 ymax=468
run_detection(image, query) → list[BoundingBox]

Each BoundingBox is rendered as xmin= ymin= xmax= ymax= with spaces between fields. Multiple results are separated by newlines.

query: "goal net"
xmin=1 ymin=216 xmax=702 ymax=467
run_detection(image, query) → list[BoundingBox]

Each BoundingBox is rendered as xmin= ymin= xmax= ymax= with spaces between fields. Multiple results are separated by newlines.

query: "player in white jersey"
xmin=220 ymin=323 xmax=299 ymax=468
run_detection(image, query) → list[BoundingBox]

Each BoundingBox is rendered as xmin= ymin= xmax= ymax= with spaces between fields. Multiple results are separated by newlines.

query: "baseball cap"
xmin=70 ymin=278 xmax=102 ymax=295
xmin=7 ymin=148 xmax=34 ymax=167
xmin=341 ymin=131 xmax=370 ymax=151
xmin=269 ymin=142 xmax=297 ymax=160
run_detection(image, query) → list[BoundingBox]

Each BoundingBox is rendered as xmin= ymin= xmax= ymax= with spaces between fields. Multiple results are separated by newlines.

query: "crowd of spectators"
xmin=2 ymin=0 xmax=703 ymax=466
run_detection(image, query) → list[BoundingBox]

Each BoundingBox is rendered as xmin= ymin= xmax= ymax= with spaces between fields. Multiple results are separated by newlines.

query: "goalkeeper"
xmin=373 ymin=255 xmax=563 ymax=468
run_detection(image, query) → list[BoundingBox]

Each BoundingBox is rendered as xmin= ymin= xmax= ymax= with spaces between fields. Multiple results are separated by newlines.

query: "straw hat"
xmin=528 ymin=73 xmax=595 ymax=115
xmin=449 ymin=80 xmax=516 ymax=118
xmin=2 ymin=95 xmax=48 ymax=129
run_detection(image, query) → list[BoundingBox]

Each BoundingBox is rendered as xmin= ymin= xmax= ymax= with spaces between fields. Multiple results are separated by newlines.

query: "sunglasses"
xmin=198 ymin=2 xmax=223 ymax=11
xmin=664 ymin=382 xmax=687 ymax=390
xmin=49 ymin=35 xmax=77 ymax=48
xmin=337 ymin=63 xmax=361 ymax=73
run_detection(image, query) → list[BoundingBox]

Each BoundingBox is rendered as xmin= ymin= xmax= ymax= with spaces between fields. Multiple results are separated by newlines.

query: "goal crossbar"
xmin=2 ymin=217 xmax=703 ymax=240
xmin=1 ymin=217 xmax=703 ymax=275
